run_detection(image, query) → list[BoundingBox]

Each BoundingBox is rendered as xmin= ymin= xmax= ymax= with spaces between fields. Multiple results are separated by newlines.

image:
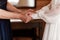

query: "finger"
xmin=25 ymin=11 xmax=35 ymax=16
xmin=25 ymin=16 xmax=32 ymax=23
xmin=26 ymin=9 xmax=36 ymax=13
xmin=20 ymin=18 xmax=26 ymax=22
xmin=28 ymin=9 xmax=34 ymax=12
xmin=28 ymin=10 xmax=35 ymax=13
xmin=25 ymin=12 xmax=31 ymax=15
xmin=20 ymin=16 xmax=27 ymax=22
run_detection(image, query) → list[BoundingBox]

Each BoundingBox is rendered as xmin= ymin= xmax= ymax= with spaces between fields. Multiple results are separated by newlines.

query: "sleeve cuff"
xmin=30 ymin=13 xmax=40 ymax=19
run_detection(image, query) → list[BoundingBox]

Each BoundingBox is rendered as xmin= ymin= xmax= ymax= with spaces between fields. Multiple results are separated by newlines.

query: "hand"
xmin=24 ymin=9 xmax=36 ymax=23
xmin=19 ymin=9 xmax=35 ymax=23
xmin=25 ymin=9 xmax=36 ymax=16
xmin=19 ymin=14 xmax=32 ymax=23
xmin=25 ymin=14 xmax=32 ymax=23
xmin=19 ymin=14 xmax=27 ymax=22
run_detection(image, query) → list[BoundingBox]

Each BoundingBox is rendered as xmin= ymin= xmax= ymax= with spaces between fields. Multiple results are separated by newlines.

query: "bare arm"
xmin=7 ymin=2 xmax=22 ymax=13
xmin=0 ymin=9 xmax=26 ymax=19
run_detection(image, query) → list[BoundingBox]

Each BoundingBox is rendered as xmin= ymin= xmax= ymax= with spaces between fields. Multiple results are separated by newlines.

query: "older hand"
xmin=19 ymin=14 xmax=32 ymax=23
xmin=19 ymin=14 xmax=27 ymax=22
xmin=25 ymin=14 xmax=32 ymax=23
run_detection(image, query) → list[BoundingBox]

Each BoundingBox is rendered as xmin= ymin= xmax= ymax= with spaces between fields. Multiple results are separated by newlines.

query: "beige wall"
xmin=18 ymin=0 xmax=29 ymax=6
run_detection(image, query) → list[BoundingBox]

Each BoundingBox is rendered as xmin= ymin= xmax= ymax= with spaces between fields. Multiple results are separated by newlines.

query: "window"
xmin=8 ymin=0 xmax=35 ymax=7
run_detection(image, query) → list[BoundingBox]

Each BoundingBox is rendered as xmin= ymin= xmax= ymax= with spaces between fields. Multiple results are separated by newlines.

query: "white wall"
xmin=8 ymin=0 xmax=19 ymax=5
xmin=8 ymin=0 xmax=35 ymax=7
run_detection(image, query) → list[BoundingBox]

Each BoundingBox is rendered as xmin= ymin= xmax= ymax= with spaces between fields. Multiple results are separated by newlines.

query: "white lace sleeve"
xmin=31 ymin=4 xmax=50 ymax=19
xmin=31 ymin=4 xmax=58 ymax=23
xmin=31 ymin=0 xmax=60 ymax=23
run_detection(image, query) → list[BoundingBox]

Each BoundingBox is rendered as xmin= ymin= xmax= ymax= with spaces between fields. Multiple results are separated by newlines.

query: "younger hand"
xmin=25 ymin=9 xmax=36 ymax=16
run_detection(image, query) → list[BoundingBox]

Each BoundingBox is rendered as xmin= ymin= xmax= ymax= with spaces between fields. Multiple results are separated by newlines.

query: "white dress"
xmin=31 ymin=0 xmax=60 ymax=40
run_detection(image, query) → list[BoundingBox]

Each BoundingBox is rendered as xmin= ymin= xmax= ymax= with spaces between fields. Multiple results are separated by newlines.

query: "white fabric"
xmin=31 ymin=0 xmax=60 ymax=40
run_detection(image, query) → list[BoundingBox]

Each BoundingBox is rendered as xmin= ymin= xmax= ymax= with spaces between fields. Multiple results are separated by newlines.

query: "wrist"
xmin=16 ymin=14 xmax=22 ymax=19
xmin=19 ymin=14 xmax=23 ymax=19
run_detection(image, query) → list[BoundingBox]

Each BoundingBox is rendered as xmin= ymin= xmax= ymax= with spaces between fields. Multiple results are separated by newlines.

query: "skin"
xmin=25 ymin=9 xmax=35 ymax=23
xmin=7 ymin=2 xmax=22 ymax=13
xmin=0 ymin=2 xmax=27 ymax=22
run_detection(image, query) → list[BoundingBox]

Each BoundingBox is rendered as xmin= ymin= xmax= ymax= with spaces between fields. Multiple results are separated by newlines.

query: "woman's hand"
xmin=24 ymin=9 xmax=36 ymax=23
xmin=25 ymin=9 xmax=36 ymax=15
xmin=18 ymin=9 xmax=36 ymax=23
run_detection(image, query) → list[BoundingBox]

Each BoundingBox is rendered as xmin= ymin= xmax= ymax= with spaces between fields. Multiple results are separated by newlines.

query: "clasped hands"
xmin=20 ymin=9 xmax=35 ymax=23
